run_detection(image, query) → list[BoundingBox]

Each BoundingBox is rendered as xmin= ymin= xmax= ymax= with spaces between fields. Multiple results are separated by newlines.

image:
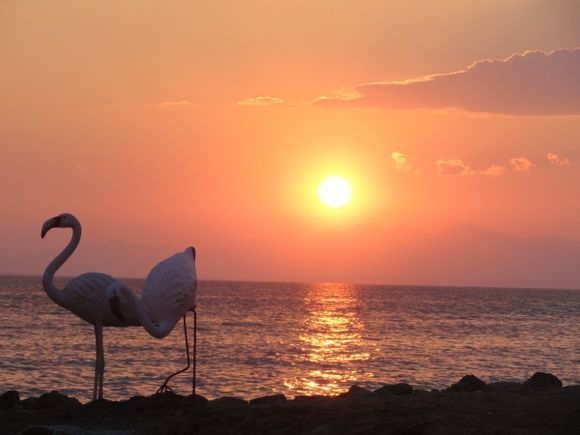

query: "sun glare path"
xmin=317 ymin=176 xmax=352 ymax=208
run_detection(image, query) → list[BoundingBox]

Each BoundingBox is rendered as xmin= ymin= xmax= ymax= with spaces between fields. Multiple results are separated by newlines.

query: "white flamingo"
xmin=41 ymin=213 xmax=197 ymax=400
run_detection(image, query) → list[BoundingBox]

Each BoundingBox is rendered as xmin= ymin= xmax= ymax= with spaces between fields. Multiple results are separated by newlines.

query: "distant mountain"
xmin=365 ymin=223 xmax=580 ymax=289
xmin=2 ymin=224 xmax=579 ymax=289
xmin=1 ymin=240 xmax=174 ymax=279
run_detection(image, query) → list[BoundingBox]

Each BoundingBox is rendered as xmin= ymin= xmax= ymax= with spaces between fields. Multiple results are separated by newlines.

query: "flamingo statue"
xmin=41 ymin=213 xmax=197 ymax=400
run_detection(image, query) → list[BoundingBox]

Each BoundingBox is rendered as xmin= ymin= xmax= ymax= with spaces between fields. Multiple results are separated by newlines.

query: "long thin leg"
xmin=93 ymin=325 xmax=99 ymax=401
xmin=95 ymin=323 xmax=105 ymax=400
xmin=193 ymin=308 xmax=197 ymax=397
xmin=156 ymin=314 xmax=190 ymax=395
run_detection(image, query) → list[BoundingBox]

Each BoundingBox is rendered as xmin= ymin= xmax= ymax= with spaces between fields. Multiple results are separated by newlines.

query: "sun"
xmin=317 ymin=176 xmax=352 ymax=208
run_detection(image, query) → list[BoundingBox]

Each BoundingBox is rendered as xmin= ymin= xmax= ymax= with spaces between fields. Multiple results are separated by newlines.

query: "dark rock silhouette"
xmin=250 ymin=393 xmax=287 ymax=405
xmin=446 ymin=375 xmax=487 ymax=392
xmin=524 ymin=372 xmax=563 ymax=388
xmin=338 ymin=385 xmax=373 ymax=399
xmin=21 ymin=391 xmax=81 ymax=411
xmin=0 ymin=390 xmax=19 ymax=410
xmin=486 ymin=381 xmax=522 ymax=392
xmin=374 ymin=383 xmax=414 ymax=396
xmin=210 ymin=396 xmax=248 ymax=408
xmin=2 ymin=376 xmax=579 ymax=434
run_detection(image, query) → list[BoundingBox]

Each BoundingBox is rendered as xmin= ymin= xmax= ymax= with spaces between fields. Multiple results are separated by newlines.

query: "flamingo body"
xmin=58 ymin=273 xmax=137 ymax=326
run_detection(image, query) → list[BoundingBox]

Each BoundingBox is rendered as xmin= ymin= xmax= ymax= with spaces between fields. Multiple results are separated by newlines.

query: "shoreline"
xmin=2 ymin=372 xmax=579 ymax=434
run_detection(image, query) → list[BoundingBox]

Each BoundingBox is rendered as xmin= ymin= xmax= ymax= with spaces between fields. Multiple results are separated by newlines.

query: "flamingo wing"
xmin=142 ymin=247 xmax=197 ymax=335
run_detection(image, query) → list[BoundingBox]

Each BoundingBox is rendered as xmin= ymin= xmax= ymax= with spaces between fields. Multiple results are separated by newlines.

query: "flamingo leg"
xmin=94 ymin=323 xmax=105 ymax=400
xmin=155 ymin=314 xmax=191 ymax=395
xmin=193 ymin=308 xmax=197 ymax=397
xmin=92 ymin=328 xmax=99 ymax=401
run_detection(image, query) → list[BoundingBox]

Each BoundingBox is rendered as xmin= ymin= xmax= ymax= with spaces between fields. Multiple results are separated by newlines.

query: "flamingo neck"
xmin=42 ymin=223 xmax=81 ymax=307
xmin=118 ymin=285 xmax=175 ymax=339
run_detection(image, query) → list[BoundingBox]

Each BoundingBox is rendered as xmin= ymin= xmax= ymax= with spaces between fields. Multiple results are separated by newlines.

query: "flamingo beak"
xmin=41 ymin=216 xmax=62 ymax=238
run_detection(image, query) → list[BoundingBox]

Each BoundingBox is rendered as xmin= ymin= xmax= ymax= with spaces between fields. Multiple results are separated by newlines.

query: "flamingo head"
xmin=106 ymin=281 xmax=124 ymax=299
xmin=41 ymin=213 xmax=79 ymax=238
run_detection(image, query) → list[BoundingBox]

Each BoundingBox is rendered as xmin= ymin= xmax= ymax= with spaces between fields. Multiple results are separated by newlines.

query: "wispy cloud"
xmin=102 ymin=100 xmax=197 ymax=110
xmin=436 ymin=159 xmax=476 ymax=176
xmin=480 ymin=165 xmax=507 ymax=176
xmin=159 ymin=99 xmax=196 ymax=107
xmin=509 ymin=157 xmax=535 ymax=173
xmin=392 ymin=152 xmax=411 ymax=172
xmin=237 ymin=96 xmax=285 ymax=107
xmin=315 ymin=48 xmax=580 ymax=116
xmin=547 ymin=152 xmax=571 ymax=166
xmin=397 ymin=153 xmax=559 ymax=177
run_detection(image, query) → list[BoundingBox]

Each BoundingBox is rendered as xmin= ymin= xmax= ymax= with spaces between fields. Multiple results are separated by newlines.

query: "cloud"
xmin=159 ymin=100 xmax=196 ymax=107
xmin=315 ymin=48 xmax=580 ymax=116
xmin=436 ymin=159 xmax=476 ymax=176
xmin=480 ymin=165 xmax=507 ymax=176
xmin=391 ymin=151 xmax=411 ymax=172
xmin=547 ymin=152 xmax=571 ymax=166
xmin=101 ymin=100 xmax=197 ymax=111
xmin=237 ymin=96 xmax=285 ymax=107
xmin=509 ymin=157 xmax=535 ymax=173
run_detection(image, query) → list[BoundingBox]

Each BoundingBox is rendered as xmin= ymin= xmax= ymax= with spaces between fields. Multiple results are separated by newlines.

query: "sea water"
xmin=0 ymin=276 xmax=578 ymax=402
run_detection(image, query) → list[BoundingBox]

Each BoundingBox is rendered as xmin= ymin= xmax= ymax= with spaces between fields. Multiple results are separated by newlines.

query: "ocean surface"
xmin=1 ymin=276 xmax=579 ymax=402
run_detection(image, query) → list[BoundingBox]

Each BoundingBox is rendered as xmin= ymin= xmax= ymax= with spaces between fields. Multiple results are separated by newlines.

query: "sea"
xmin=1 ymin=276 xmax=579 ymax=402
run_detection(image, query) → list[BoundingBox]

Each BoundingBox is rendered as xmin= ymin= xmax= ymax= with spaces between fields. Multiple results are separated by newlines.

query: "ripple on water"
xmin=1 ymin=277 xmax=579 ymax=401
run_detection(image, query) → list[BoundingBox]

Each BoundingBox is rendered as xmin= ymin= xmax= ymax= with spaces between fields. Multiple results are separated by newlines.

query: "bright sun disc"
xmin=317 ymin=176 xmax=352 ymax=208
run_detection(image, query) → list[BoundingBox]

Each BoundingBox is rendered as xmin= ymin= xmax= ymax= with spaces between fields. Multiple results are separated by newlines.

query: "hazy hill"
xmin=2 ymin=224 xmax=579 ymax=289
xmin=366 ymin=223 xmax=580 ymax=289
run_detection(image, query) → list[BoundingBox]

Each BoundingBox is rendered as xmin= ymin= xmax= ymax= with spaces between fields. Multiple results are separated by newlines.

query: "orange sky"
xmin=1 ymin=1 xmax=579 ymax=287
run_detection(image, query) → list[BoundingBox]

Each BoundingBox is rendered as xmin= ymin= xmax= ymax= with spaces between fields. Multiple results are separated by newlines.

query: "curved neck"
xmin=119 ymin=285 xmax=176 ymax=339
xmin=42 ymin=224 xmax=81 ymax=306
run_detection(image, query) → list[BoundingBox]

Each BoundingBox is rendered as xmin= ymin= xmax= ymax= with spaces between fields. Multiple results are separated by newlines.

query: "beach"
xmin=2 ymin=373 xmax=579 ymax=434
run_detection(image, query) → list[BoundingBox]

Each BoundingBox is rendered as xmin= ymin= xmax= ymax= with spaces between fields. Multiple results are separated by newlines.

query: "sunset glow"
xmin=317 ymin=176 xmax=352 ymax=208
xmin=0 ymin=1 xmax=579 ymax=288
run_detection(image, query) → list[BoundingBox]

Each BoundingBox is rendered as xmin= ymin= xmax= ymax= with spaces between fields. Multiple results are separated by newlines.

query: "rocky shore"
xmin=1 ymin=373 xmax=578 ymax=434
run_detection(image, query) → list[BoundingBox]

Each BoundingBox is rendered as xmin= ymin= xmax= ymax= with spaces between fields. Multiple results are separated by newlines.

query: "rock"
xmin=303 ymin=424 xmax=336 ymax=435
xmin=19 ymin=425 xmax=100 ymax=435
xmin=293 ymin=395 xmax=327 ymax=402
xmin=446 ymin=375 xmax=486 ymax=392
xmin=18 ymin=426 xmax=54 ymax=435
xmin=249 ymin=393 xmax=287 ymax=405
xmin=24 ymin=391 xmax=81 ymax=411
xmin=0 ymin=390 xmax=20 ymax=409
xmin=210 ymin=396 xmax=248 ymax=408
xmin=20 ymin=397 xmax=37 ymax=410
xmin=339 ymin=385 xmax=373 ymax=399
xmin=374 ymin=383 xmax=413 ymax=396
xmin=392 ymin=422 xmax=428 ymax=435
xmin=151 ymin=391 xmax=191 ymax=409
xmin=523 ymin=372 xmax=562 ymax=389
xmin=486 ymin=381 xmax=522 ymax=393
xmin=113 ymin=392 xmax=208 ymax=413
xmin=189 ymin=394 xmax=210 ymax=407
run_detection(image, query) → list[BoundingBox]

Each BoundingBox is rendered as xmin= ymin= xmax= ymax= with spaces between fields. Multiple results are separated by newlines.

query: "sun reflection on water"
xmin=284 ymin=283 xmax=370 ymax=396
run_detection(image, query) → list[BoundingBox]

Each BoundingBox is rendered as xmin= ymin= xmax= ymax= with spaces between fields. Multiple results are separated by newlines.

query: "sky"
xmin=1 ymin=0 xmax=579 ymax=287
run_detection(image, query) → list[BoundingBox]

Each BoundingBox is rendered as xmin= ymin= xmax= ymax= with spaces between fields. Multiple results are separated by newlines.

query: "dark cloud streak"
xmin=316 ymin=48 xmax=580 ymax=116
